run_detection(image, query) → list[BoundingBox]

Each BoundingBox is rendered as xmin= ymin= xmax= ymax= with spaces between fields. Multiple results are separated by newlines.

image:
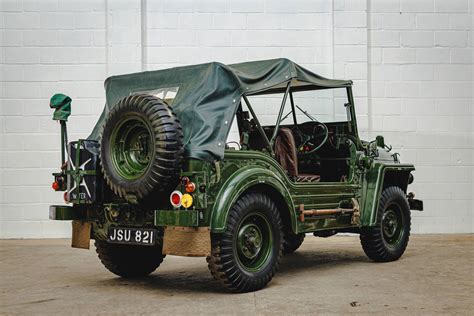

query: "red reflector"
xmin=171 ymin=193 xmax=180 ymax=205
xmin=63 ymin=192 xmax=69 ymax=203
xmin=170 ymin=190 xmax=182 ymax=207
xmin=52 ymin=181 xmax=59 ymax=191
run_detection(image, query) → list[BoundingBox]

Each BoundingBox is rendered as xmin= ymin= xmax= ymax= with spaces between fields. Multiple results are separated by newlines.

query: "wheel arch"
xmin=360 ymin=163 xmax=414 ymax=227
xmin=383 ymin=169 xmax=412 ymax=192
xmin=210 ymin=166 xmax=296 ymax=234
xmin=242 ymin=183 xmax=294 ymax=235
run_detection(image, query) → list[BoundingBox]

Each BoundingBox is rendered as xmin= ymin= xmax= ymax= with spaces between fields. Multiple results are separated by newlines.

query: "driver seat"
xmin=274 ymin=128 xmax=320 ymax=182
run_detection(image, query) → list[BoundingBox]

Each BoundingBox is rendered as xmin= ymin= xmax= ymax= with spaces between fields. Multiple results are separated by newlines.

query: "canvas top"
xmin=89 ymin=58 xmax=352 ymax=161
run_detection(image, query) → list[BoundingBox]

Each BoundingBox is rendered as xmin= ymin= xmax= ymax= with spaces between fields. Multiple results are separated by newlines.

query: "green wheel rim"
xmin=382 ymin=203 xmax=404 ymax=248
xmin=110 ymin=115 xmax=153 ymax=180
xmin=235 ymin=212 xmax=273 ymax=272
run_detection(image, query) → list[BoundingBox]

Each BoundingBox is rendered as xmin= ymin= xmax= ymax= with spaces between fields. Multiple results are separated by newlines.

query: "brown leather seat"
xmin=274 ymin=128 xmax=298 ymax=178
xmin=274 ymin=128 xmax=320 ymax=182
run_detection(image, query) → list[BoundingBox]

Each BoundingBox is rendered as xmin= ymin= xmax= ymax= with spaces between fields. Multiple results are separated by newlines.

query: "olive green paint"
xmin=236 ymin=211 xmax=273 ymax=272
xmin=110 ymin=115 xmax=154 ymax=180
xmin=50 ymin=59 xmax=421 ymax=251
xmin=210 ymin=149 xmax=360 ymax=234
xmin=359 ymin=163 xmax=415 ymax=226
xmin=210 ymin=158 xmax=296 ymax=233
xmin=155 ymin=209 xmax=199 ymax=227
xmin=52 ymin=134 xmax=417 ymax=237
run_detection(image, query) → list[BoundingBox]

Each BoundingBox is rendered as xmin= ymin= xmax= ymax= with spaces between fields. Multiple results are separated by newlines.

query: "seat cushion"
xmin=274 ymin=128 xmax=298 ymax=177
xmin=296 ymin=174 xmax=321 ymax=182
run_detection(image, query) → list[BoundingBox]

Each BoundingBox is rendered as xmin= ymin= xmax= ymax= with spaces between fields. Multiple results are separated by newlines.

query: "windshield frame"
xmin=238 ymin=85 xmax=361 ymax=155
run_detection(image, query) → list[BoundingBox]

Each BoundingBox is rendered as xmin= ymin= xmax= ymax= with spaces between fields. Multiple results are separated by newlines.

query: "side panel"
xmin=210 ymin=165 xmax=295 ymax=233
xmin=210 ymin=150 xmax=360 ymax=234
xmin=360 ymin=162 xmax=415 ymax=226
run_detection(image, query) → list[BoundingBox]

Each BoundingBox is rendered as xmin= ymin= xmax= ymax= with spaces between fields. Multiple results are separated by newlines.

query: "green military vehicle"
xmin=50 ymin=59 xmax=422 ymax=292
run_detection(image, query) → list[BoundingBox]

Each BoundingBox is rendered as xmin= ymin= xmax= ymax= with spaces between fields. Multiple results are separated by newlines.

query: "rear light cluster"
xmin=51 ymin=175 xmax=66 ymax=192
xmin=170 ymin=177 xmax=196 ymax=209
xmin=170 ymin=190 xmax=194 ymax=208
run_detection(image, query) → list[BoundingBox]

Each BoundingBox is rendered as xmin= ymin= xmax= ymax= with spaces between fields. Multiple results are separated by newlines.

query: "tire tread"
xmin=100 ymin=94 xmax=184 ymax=202
xmin=94 ymin=240 xmax=164 ymax=278
xmin=207 ymin=193 xmax=283 ymax=293
xmin=360 ymin=186 xmax=411 ymax=262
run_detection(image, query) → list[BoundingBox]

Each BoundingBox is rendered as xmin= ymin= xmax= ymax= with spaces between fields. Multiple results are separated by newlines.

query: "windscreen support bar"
xmin=270 ymin=82 xmax=291 ymax=147
xmin=289 ymin=91 xmax=298 ymax=125
xmin=345 ymin=86 xmax=363 ymax=148
xmin=242 ymin=95 xmax=274 ymax=156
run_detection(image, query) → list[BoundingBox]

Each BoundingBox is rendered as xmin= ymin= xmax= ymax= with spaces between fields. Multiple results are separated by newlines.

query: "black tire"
xmin=283 ymin=233 xmax=305 ymax=254
xmin=95 ymin=240 xmax=165 ymax=278
xmin=360 ymin=186 xmax=411 ymax=262
xmin=100 ymin=94 xmax=183 ymax=202
xmin=207 ymin=193 xmax=283 ymax=292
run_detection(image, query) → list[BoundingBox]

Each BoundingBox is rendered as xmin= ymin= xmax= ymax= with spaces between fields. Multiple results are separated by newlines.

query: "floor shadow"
xmin=96 ymin=248 xmax=370 ymax=294
xmin=279 ymin=249 xmax=368 ymax=274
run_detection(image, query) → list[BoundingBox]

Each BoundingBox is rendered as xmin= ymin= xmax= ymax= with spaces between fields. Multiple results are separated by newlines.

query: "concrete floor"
xmin=0 ymin=235 xmax=472 ymax=315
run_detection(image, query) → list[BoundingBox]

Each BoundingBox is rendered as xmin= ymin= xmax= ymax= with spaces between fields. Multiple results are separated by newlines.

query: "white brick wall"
xmin=0 ymin=0 xmax=472 ymax=238
xmin=368 ymin=0 xmax=473 ymax=233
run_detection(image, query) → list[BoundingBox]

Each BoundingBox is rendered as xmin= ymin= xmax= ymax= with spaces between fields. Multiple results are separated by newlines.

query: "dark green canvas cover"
xmin=89 ymin=58 xmax=352 ymax=161
xmin=50 ymin=93 xmax=72 ymax=121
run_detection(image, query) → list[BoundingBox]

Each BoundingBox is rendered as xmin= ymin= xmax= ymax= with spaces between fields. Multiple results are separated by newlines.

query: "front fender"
xmin=210 ymin=166 xmax=295 ymax=233
xmin=360 ymin=162 xmax=415 ymax=226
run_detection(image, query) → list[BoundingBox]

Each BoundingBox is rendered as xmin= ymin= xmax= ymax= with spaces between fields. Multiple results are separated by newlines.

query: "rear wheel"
xmin=207 ymin=193 xmax=283 ymax=292
xmin=360 ymin=186 xmax=411 ymax=262
xmin=95 ymin=240 xmax=165 ymax=278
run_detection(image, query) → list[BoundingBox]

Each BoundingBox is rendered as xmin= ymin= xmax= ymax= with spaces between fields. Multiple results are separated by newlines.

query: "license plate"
xmin=107 ymin=227 xmax=157 ymax=246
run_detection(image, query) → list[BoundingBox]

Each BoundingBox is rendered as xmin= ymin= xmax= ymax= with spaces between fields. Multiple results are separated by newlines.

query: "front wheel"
xmin=360 ymin=186 xmax=411 ymax=262
xmin=207 ymin=193 xmax=283 ymax=292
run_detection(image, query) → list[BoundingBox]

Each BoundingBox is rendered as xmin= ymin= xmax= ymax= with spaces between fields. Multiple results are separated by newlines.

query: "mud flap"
xmin=163 ymin=226 xmax=211 ymax=257
xmin=71 ymin=220 xmax=92 ymax=249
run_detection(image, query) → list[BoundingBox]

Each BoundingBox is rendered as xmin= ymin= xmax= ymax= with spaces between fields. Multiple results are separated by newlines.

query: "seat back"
xmin=274 ymin=128 xmax=298 ymax=177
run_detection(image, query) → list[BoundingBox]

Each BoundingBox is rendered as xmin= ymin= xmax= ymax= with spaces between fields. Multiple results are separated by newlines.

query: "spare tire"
xmin=100 ymin=94 xmax=183 ymax=201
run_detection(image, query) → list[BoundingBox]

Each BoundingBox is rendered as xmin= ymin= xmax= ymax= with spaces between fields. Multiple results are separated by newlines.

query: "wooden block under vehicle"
xmin=71 ymin=220 xmax=92 ymax=249
xmin=163 ymin=226 xmax=211 ymax=257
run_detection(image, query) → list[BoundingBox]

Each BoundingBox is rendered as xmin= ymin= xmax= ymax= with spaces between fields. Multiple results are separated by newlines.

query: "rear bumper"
xmin=154 ymin=209 xmax=201 ymax=227
xmin=51 ymin=205 xmax=207 ymax=230
xmin=50 ymin=205 xmax=92 ymax=249
xmin=49 ymin=205 xmax=96 ymax=221
xmin=49 ymin=205 xmax=87 ymax=220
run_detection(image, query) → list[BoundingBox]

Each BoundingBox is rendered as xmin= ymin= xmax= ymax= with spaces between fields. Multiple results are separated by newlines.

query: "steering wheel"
xmin=293 ymin=122 xmax=329 ymax=155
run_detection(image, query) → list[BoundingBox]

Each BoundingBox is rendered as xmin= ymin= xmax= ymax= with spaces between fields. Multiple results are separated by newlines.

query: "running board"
xmin=298 ymin=198 xmax=360 ymax=224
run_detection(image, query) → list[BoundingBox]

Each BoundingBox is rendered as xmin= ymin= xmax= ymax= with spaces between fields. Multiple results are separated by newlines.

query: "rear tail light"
xmin=52 ymin=181 xmax=60 ymax=191
xmin=170 ymin=190 xmax=182 ymax=207
xmin=181 ymin=176 xmax=190 ymax=185
xmin=185 ymin=181 xmax=196 ymax=193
